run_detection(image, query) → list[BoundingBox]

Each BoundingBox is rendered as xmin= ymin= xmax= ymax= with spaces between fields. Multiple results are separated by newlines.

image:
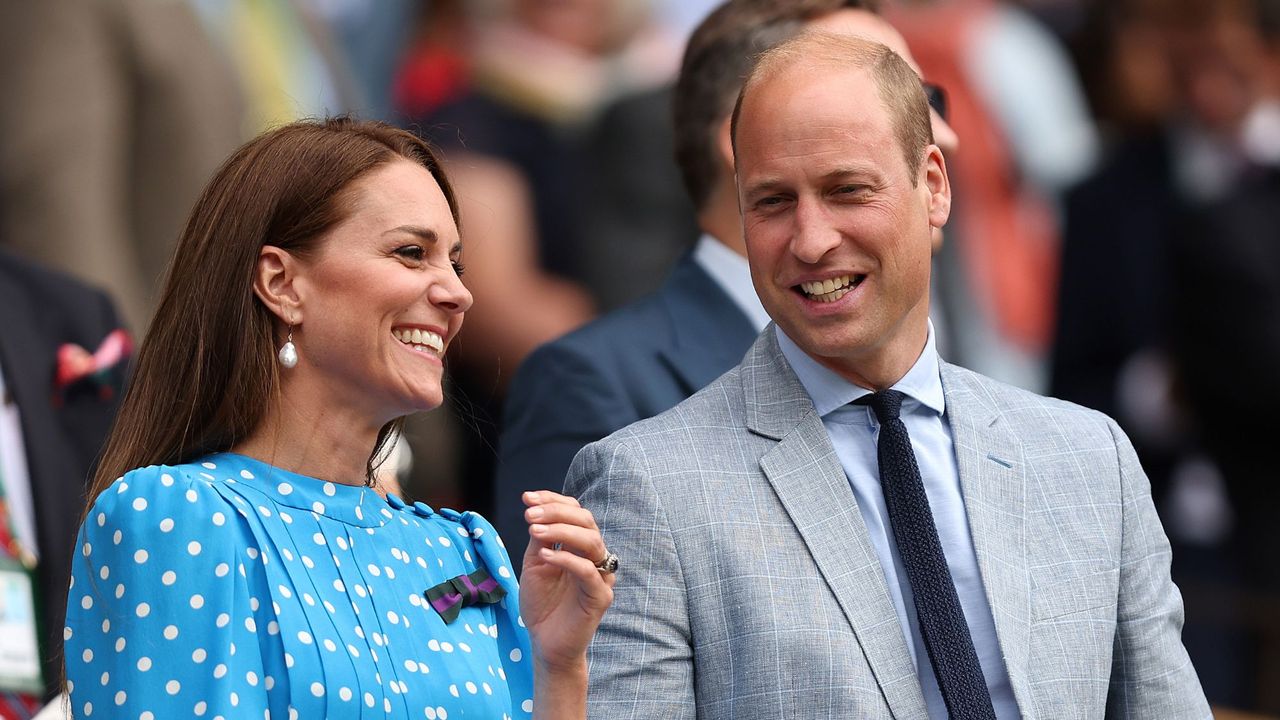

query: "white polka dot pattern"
xmin=65 ymin=454 xmax=533 ymax=718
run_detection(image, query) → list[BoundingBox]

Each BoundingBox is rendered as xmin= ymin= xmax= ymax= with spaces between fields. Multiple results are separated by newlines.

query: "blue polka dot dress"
xmin=64 ymin=453 xmax=535 ymax=719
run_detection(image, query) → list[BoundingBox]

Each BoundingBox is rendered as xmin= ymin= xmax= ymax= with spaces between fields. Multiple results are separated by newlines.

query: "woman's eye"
xmin=451 ymin=260 xmax=466 ymax=278
xmin=395 ymin=245 xmax=425 ymax=261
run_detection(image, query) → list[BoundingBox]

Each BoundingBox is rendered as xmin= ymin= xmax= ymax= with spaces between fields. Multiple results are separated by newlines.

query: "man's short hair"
xmin=673 ymin=0 xmax=882 ymax=212
xmin=731 ymin=31 xmax=933 ymax=186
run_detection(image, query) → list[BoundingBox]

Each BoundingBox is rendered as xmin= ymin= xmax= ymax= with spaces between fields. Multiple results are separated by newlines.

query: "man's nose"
xmin=790 ymin=199 xmax=842 ymax=264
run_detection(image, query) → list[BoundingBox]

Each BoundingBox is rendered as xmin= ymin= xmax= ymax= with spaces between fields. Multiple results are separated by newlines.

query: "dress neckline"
xmin=199 ymin=452 xmax=393 ymax=528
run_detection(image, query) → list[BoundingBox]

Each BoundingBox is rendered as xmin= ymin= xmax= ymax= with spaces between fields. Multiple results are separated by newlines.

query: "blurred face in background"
xmin=809 ymin=9 xmax=961 ymax=157
xmin=511 ymin=0 xmax=650 ymax=54
xmin=1166 ymin=5 xmax=1267 ymax=134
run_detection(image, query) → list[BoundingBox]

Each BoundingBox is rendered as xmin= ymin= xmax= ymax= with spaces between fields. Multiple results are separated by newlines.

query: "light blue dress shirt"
xmin=777 ymin=325 xmax=1019 ymax=719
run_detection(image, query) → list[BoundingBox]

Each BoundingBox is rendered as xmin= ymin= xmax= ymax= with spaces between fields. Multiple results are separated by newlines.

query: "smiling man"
xmin=566 ymin=32 xmax=1208 ymax=720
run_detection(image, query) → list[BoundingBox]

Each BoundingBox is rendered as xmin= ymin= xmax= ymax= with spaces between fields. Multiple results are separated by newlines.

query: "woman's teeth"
xmin=393 ymin=328 xmax=444 ymax=354
xmin=799 ymin=274 xmax=860 ymax=303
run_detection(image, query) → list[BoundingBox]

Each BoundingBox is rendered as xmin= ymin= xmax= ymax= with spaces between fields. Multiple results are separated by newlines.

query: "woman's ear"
xmin=253 ymin=246 xmax=303 ymax=325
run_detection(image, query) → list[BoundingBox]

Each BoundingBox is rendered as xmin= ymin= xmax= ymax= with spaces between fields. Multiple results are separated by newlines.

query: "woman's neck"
xmin=232 ymin=390 xmax=382 ymax=487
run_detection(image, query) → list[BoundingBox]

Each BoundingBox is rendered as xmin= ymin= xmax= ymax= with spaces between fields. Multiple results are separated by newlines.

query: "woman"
xmin=63 ymin=118 xmax=614 ymax=718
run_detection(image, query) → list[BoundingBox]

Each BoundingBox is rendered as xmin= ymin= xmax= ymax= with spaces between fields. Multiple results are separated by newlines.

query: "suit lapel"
xmin=656 ymin=256 xmax=758 ymax=394
xmin=745 ymin=331 xmax=929 ymax=718
xmin=941 ymin=363 xmax=1032 ymax=713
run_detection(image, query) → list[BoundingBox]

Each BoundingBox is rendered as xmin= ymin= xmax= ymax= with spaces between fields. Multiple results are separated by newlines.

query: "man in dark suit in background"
xmin=495 ymin=0 xmax=958 ymax=554
xmin=0 ymin=249 xmax=127 ymax=703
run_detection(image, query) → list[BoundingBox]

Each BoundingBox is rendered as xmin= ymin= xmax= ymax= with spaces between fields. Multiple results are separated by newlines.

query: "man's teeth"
xmin=393 ymin=328 xmax=444 ymax=354
xmin=799 ymin=275 xmax=858 ymax=302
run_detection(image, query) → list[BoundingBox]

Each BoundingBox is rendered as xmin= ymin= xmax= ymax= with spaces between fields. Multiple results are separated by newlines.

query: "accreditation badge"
xmin=0 ymin=557 xmax=43 ymax=694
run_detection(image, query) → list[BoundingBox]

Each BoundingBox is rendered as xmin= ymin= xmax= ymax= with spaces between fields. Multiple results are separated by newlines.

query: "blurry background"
xmin=1 ymin=0 xmax=1277 ymax=714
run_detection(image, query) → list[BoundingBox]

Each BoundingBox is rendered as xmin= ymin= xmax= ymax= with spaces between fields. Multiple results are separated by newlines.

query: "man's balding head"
xmin=731 ymin=32 xmax=934 ymax=185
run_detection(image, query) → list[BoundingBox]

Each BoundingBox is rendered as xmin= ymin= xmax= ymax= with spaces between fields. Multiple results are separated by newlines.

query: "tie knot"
xmin=856 ymin=389 xmax=904 ymax=423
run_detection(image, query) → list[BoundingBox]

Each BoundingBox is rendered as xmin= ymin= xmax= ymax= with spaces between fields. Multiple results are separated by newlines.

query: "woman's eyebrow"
xmin=384 ymin=225 xmax=439 ymax=244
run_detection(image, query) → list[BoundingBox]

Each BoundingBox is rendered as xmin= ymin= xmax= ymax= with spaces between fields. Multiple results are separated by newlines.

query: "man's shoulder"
xmin=944 ymin=362 xmax=1118 ymax=443
xmin=594 ymin=363 xmax=748 ymax=450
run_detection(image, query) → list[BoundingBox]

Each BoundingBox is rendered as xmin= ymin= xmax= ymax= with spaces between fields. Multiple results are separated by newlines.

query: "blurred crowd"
xmin=1 ymin=0 xmax=1278 ymax=713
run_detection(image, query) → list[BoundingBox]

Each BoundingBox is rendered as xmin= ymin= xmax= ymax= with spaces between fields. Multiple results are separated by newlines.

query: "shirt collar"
xmin=776 ymin=320 xmax=945 ymax=418
xmin=692 ymin=234 xmax=771 ymax=332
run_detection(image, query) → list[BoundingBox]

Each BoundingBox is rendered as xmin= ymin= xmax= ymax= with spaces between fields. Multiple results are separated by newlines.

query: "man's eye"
xmin=833 ymin=185 xmax=873 ymax=200
xmin=395 ymin=245 xmax=425 ymax=261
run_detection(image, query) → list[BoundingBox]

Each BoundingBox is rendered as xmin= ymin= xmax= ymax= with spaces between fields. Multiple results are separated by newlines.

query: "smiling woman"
xmin=62 ymin=118 xmax=613 ymax=719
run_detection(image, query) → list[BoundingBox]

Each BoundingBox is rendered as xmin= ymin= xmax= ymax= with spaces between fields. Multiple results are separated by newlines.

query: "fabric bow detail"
xmin=54 ymin=329 xmax=132 ymax=402
xmin=425 ymin=568 xmax=506 ymax=624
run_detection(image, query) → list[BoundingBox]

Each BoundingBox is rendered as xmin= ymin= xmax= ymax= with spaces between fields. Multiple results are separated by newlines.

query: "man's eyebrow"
xmin=821 ymin=166 xmax=878 ymax=182
xmin=383 ymin=225 xmax=438 ymax=243
xmin=741 ymin=177 xmax=787 ymax=198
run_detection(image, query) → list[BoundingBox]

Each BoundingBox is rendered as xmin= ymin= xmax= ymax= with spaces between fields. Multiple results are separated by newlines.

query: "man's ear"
xmin=715 ymin=114 xmax=736 ymax=177
xmin=253 ymin=246 xmax=303 ymax=325
xmin=922 ymin=144 xmax=951 ymax=230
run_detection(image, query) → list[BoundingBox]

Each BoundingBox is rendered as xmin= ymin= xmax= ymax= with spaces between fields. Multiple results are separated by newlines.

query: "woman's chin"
xmin=398 ymin=388 xmax=444 ymax=416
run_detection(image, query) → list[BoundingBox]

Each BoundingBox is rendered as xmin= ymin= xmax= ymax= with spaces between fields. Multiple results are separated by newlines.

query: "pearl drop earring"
xmin=278 ymin=325 xmax=298 ymax=369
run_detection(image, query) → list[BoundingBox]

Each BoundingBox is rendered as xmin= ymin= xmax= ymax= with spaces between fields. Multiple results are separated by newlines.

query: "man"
xmin=566 ymin=32 xmax=1208 ymax=718
xmin=0 ymin=250 xmax=127 ymax=706
xmin=496 ymin=0 xmax=958 ymax=551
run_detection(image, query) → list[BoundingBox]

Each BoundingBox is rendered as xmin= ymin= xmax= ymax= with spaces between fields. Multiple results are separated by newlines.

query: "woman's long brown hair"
xmin=87 ymin=118 xmax=459 ymax=505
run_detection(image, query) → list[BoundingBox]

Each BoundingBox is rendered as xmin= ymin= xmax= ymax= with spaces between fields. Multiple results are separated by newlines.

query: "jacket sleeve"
xmin=1104 ymin=418 xmax=1211 ymax=719
xmin=495 ymin=341 xmax=641 ymax=563
xmin=564 ymin=438 xmax=696 ymax=720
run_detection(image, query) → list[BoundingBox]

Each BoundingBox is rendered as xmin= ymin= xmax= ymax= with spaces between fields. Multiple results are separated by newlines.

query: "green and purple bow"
xmin=425 ymin=568 xmax=506 ymax=624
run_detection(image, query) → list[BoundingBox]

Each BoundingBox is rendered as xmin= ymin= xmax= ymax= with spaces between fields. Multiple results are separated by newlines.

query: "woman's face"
xmin=291 ymin=160 xmax=471 ymax=421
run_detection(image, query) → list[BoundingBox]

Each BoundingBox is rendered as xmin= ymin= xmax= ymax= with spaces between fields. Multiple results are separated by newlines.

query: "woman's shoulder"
xmin=85 ymin=456 xmax=245 ymax=539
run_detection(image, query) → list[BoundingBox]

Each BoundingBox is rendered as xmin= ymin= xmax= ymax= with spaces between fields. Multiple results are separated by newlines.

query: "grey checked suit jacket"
xmin=564 ymin=329 xmax=1208 ymax=719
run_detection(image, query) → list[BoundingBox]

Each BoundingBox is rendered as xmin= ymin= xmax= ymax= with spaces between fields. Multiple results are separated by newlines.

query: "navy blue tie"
xmin=860 ymin=390 xmax=996 ymax=719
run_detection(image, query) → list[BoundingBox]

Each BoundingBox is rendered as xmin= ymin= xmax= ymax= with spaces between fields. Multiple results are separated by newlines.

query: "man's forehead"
xmin=741 ymin=63 xmax=881 ymax=132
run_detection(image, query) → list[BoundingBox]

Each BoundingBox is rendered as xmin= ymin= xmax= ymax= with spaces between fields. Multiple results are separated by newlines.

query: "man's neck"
xmin=813 ymin=314 xmax=931 ymax=392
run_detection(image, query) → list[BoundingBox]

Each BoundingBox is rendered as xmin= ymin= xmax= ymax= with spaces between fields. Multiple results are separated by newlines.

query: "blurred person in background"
xmin=1167 ymin=0 xmax=1280 ymax=710
xmin=1055 ymin=0 xmax=1279 ymax=710
xmin=0 ymin=0 xmax=364 ymax=333
xmin=574 ymin=81 xmax=702 ymax=312
xmin=394 ymin=0 xmax=476 ymax=123
xmin=0 ymin=0 xmax=244 ymax=331
xmin=0 ymin=249 xmax=128 ymax=714
xmin=305 ymin=0 xmax=421 ymax=121
xmin=496 ymin=0 xmax=959 ymax=557
xmin=407 ymin=0 xmax=678 ymax=517
xmin=888 ymin=0 xmax=1100 ymax=393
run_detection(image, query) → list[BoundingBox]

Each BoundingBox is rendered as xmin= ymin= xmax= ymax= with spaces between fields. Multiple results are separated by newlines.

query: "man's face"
xmin=735 ymin=65 xmax=949 ymax=387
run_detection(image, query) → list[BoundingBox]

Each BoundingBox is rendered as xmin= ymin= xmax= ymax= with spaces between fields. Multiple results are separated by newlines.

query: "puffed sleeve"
xmin=64 ymin=466 xmax=286 ymax=718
